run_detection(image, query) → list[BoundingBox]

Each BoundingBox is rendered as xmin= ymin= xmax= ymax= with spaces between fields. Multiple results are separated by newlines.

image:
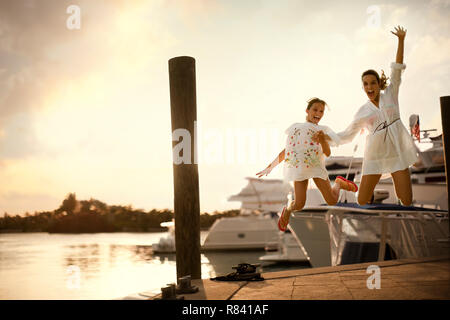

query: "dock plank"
xmin=148 ymin=255 xmax=450 ymax=300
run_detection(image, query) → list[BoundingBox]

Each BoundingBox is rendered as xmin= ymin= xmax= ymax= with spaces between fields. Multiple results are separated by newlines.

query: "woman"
xmin=335 ymin=25 xmax=418 ymax=206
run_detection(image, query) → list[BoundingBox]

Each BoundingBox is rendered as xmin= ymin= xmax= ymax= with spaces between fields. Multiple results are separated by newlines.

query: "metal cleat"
xmin=156 ymin=283 xmax=184 ymax=300
xmin=176 ymin=275 xmax=199 ymax=294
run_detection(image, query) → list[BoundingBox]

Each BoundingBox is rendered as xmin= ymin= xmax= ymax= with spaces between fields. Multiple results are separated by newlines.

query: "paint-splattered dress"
xmin=283 ymin=122 xmax=340 ymax=182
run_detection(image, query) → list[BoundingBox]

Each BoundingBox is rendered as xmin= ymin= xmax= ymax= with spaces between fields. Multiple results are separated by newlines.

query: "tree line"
xmin=0 ymin=193 xmax=240 ymax=233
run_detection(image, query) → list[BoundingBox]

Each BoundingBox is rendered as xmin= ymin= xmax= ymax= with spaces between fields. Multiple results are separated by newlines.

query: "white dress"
xmin=337 ymin=62 xmax=419 ymax=175
xmin=283 ymin=122 xmax=340 ymax=182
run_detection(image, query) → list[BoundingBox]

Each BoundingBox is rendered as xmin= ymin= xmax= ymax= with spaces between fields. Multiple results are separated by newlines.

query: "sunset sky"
xmin=1 ymin=0 xmax=449 ymax=215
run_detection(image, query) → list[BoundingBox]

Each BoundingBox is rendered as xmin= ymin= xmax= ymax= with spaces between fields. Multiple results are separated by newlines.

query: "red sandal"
xmin=336 ymin=176 xmax=358 ymax=192
xmin=277 ymin=206 xmax=289 ymax=231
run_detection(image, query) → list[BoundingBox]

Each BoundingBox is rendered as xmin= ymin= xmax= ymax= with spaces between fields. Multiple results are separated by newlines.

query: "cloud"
xmin=0 ymin=112 xmax=40 ymax=158
xmin=0 ymin=0 xmax=174 ymax=160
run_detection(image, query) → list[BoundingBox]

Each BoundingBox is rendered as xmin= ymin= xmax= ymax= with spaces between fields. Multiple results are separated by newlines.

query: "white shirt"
xmin=337 ymin=62 xmax=418 ymax=175
xmin=283 ymin=121 xmax=339 ymax=182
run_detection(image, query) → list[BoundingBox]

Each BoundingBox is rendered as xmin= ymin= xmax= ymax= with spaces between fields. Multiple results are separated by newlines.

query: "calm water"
xmin=0 ymin=232 xmax=308 ymax=300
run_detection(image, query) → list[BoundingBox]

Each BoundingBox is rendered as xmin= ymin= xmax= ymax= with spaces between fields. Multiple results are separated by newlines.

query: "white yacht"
xmin=152 ymin=213 xmax=283 ymax=253
xmin=201 ymin=177 xmax=290 ymax=251
xmin=152 ymin=177 xmax=293 ymax=253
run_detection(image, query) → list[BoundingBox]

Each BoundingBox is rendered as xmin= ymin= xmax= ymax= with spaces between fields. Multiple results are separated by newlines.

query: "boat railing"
xmin=292 ymin=204 xmax=449 ymax=266
xmin=325 ymin=207 xmax=448 ymax=266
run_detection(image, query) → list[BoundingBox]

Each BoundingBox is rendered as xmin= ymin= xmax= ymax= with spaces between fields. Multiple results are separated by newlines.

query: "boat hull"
xmin=287 ymin=209 xmax=332 ymax=268
xmin=202 ymin=215 xmax=279 ymax=251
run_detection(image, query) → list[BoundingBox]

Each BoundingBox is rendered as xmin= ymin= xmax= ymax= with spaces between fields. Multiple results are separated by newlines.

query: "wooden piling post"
xmin=168 ymin=56 xmax=201 ymax=279
xmin=440 ymin=96 xmax=450 ymax=233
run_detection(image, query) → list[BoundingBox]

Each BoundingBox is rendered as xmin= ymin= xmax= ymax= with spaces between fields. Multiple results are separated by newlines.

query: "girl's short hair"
xmin=306 ymin=97 xmax=327 ymax=110
xmin=361 ymin=69 xmax=389 ymax=90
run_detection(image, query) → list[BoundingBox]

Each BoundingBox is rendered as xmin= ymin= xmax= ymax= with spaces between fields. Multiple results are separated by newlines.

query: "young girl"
xmin=256 ymin=98 xmax=358 ymax=231
xmin=329 ymin=26 xmax=418 ymax=206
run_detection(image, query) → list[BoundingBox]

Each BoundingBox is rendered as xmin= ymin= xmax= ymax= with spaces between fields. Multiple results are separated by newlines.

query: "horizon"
xmin=1 ymin=0 xmax=449 ymax=216
xmin=1 ymin=192 xmax=241 ymax=217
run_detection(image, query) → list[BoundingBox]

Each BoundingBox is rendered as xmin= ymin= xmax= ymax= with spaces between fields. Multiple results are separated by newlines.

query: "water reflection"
xmin=108 ymin=244 xmax=154 ymax=264
xmin=0 ymin=233 xmax=308 ymax=299
xmin=151 ymin=252 xmax=176 ymax=264
xmin=63 ymin=244 xmax=159 ymax=277
xmin=133 ymin=245 xmax=153 ymax=262
xmin=63 ymin=244 xmax=100 ymax=278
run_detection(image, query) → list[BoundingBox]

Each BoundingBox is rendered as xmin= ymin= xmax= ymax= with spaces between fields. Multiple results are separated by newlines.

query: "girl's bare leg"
xmin=313 ymin=178 xmax=340 ymax=205
xmin=357 ymin=174 xmax=382 ymax=205
xmin=279 ymin=180 xmax=308 ymax=229
xmin=391 ymin=168 xmax=413 ymax=206
xmin=291 ymin=179 xmax=309 ymax=211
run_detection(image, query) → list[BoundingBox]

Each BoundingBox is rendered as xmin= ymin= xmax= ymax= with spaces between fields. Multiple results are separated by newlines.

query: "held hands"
xmin=311 ymin=130 xmax=326 ymax=143
xmin=313 ymin=130 xmax=331 ymax=157
xmin=391 ymin=25 xmax=406 ymax=39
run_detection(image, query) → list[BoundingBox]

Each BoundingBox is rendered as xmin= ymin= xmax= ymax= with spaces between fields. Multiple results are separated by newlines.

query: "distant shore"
xmin=0 ymin=193 xmax=239 ymax=234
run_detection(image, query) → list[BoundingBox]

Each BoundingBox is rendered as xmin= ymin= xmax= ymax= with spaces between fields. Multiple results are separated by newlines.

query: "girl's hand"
xmin=312 ymin=130 xmax=325 ymax=143
xmin=256 ymin=166 xmax=272 ymax=178
xmin=391 ymin=25 xmax=406 ymax=39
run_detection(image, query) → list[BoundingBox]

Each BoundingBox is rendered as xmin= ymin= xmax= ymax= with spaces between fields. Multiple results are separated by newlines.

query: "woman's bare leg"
xmin=279 ymin=180 xmax=308 ymax=229
xmin=313 ymin=178 xmax=340 ymax=205
xmin=358 ymin=174 xmax=382 ymax=205
xmin=391 ymin=168 xmax=413 ymax=206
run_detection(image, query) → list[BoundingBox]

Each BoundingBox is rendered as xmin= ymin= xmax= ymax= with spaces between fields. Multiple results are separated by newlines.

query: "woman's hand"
xmin=391 ymin=25 xmax=406 ymax=39
xmin=392 ymin=25 xmax=406 ymax=64
xmin=256 ymin=165 xmax=273 ymax=178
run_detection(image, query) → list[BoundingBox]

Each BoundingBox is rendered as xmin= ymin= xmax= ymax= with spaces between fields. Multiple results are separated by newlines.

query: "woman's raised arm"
xmin=391 ymin=25 xmax=406 ymax=64
xmin=388 ymin=25 xmax=407 ymax=96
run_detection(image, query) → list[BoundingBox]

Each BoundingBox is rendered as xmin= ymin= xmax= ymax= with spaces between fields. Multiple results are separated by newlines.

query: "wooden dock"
xmin=147 ymin=255 xmax=450 ymax=300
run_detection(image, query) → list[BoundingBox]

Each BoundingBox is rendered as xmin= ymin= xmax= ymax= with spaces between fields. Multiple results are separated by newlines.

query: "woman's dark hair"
xmin=361 ymin=69 xmax=389 ymax=90
xmin=306 ymin=97 xmax=327 ymax=110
